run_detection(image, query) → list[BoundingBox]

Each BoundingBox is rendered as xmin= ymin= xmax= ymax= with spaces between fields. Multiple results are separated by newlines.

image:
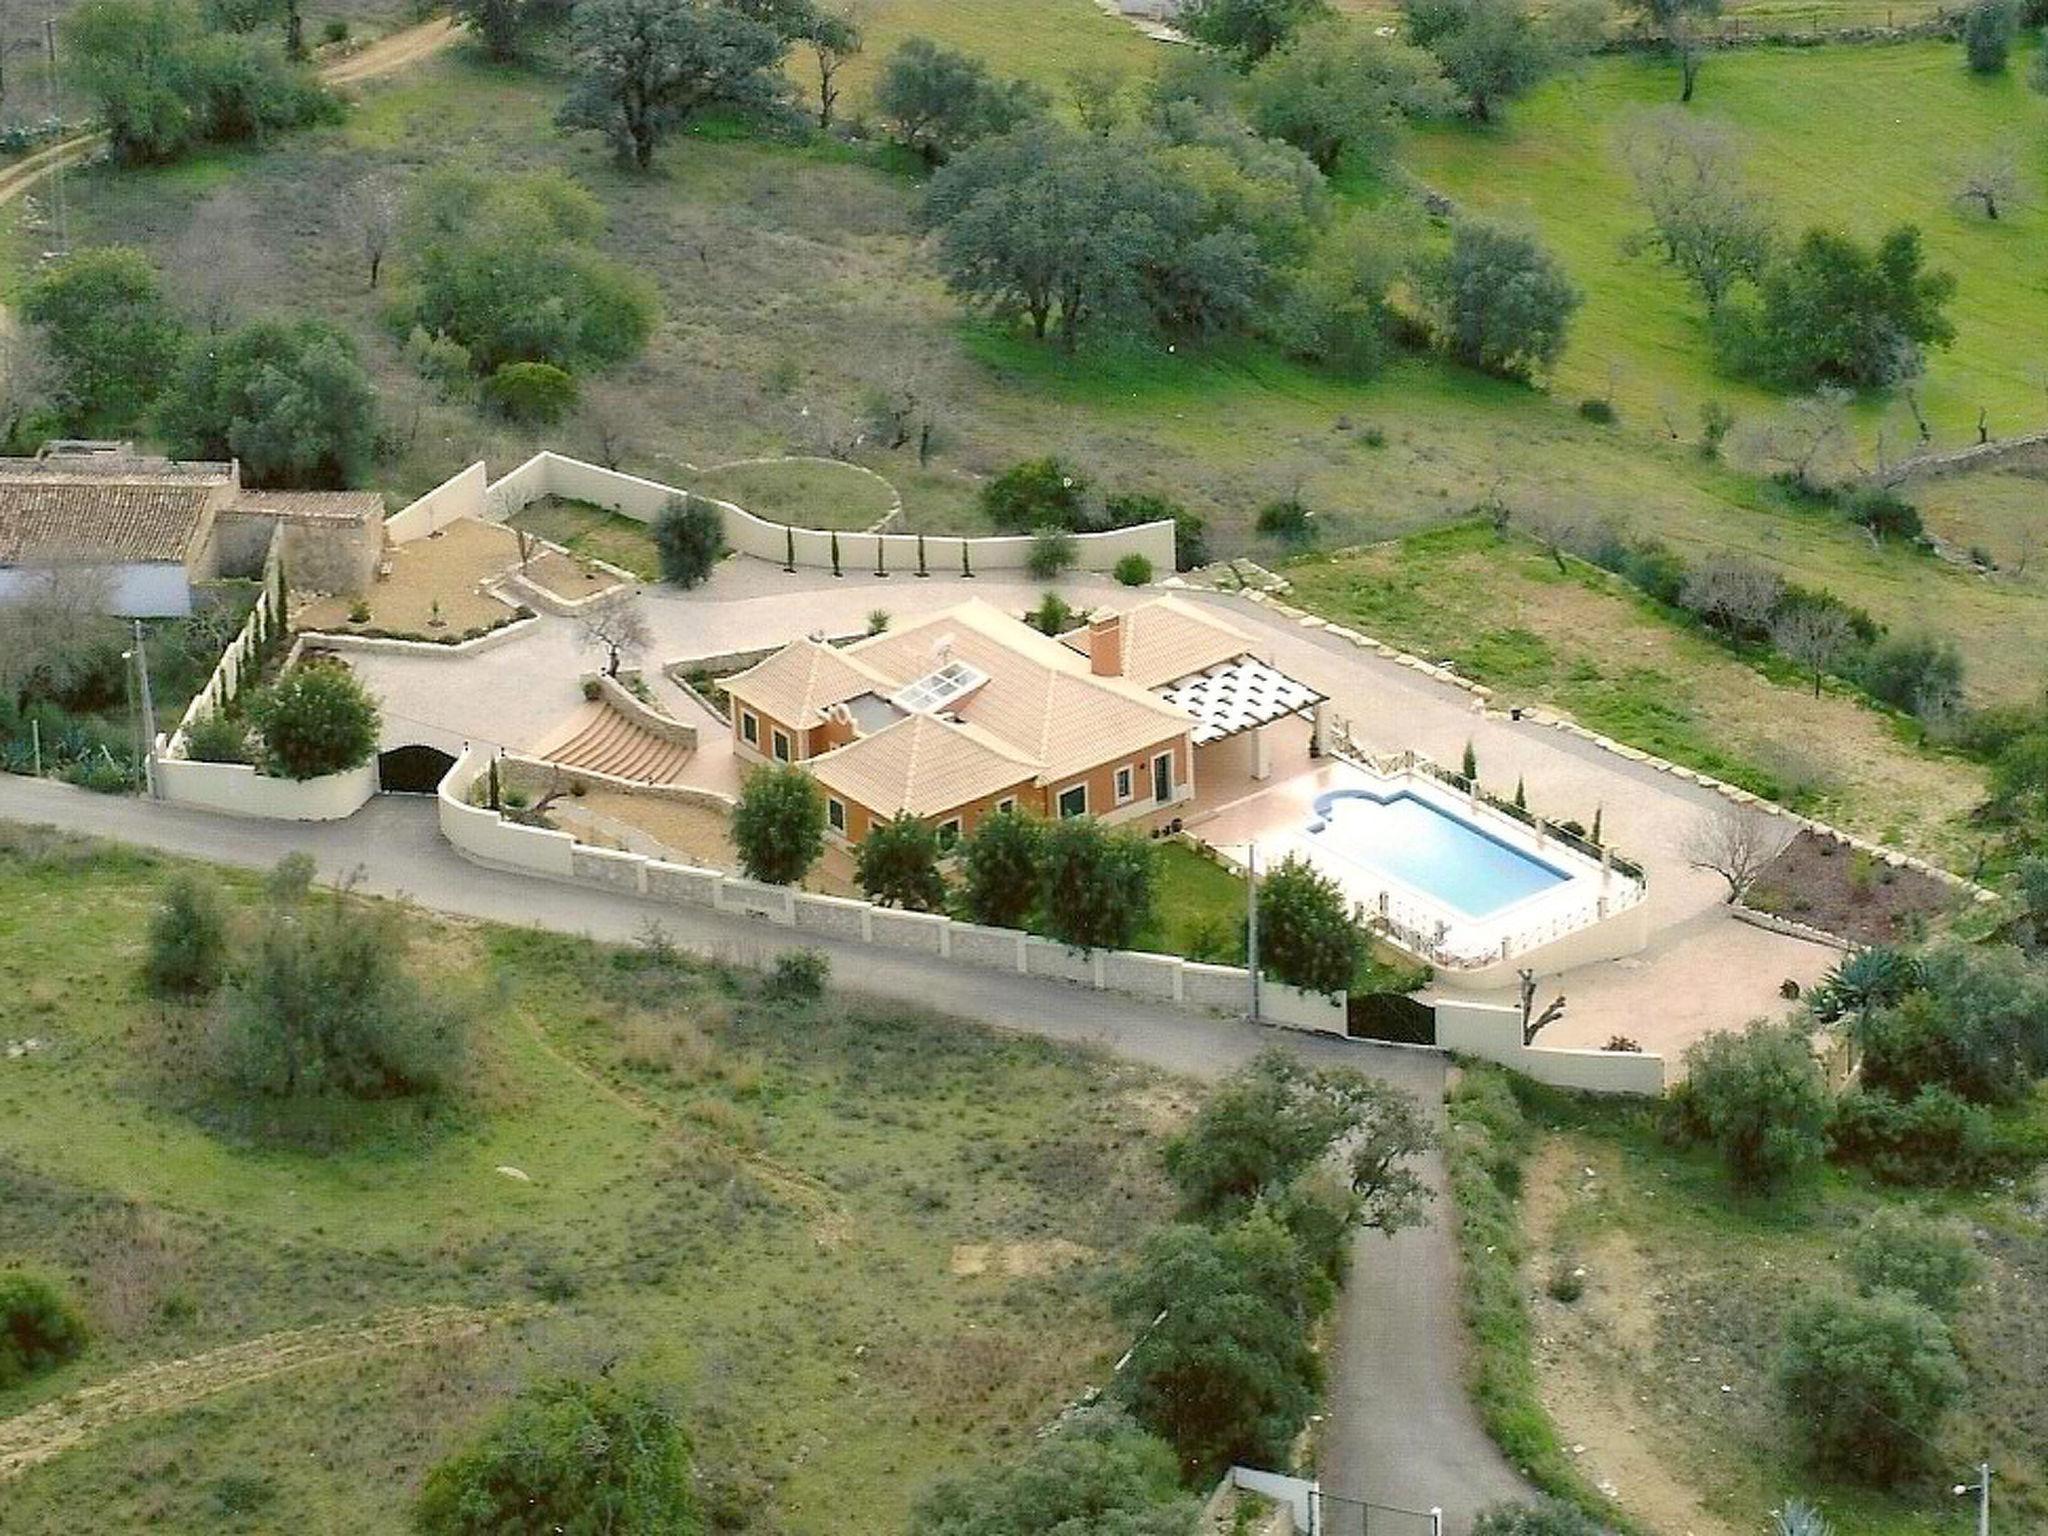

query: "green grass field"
xmin=1404 ymin=40 xmax=2048 ymax=447
xmin=0 ymin=827 xmax=1182 ymax=1532
xmin=690 ymin=457 xmax=902 ymax=530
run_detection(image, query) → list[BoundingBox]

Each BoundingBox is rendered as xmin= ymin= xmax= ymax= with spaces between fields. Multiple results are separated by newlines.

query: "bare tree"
xmin=807 ymin=3 xmax=863 ymax=132
xmin=1679 ymin=550 xmax=1783 ymax=636
xmin=1517 ymin=968 xmax=1567 ymax=1044
xmin=576 ymin=379 xmax=635 ymax=471
xmin=0 ymin=325 xmax=56 ymax=451
xmin=342 ymin=173 xmax=402 ymax=290
xmin=789 ymin=395 xmax=864 ymax=461
xmin=168 ymin=187 xmax=268 ymax=336
xmin=0 ymin=560 xmax=120 ymax=706
xmin=1735 ymin=386 xmax=1858 ymax=493
xmin=1772 ymin=601 xmax=1852 ymax=697
xmin=862 ymin=356 xmax=946 ymax=466
xmin=575 ymin=589 xmax=651 ymax=678
xmin=1684 ymin=804 xmax=1786 ymax=904
xmin=1622 ymin=109 xmax=1773 ymax=312
xmin=1955 ymin=144 xmax=2020 ymax=221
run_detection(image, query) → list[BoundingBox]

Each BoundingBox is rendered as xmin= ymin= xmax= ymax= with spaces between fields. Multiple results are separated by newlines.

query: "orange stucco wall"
xmin=1042 ymin=732 xmax=1191 ymax=823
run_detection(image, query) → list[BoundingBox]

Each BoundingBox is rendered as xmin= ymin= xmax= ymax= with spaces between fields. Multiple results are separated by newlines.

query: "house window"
xmin=997 ymin=796 xmax=1017 ymax=815
xmin=741 ymin=711 xmax=759 ymax=746
xmin=1152 ymin=752 xmax=1173 ymax=802
xmin=937 ymin=818 xmax=962 ymax=850
xmin=1057 ymin=784 xmax=1087 ymax=818
xmin=1114 ymin=765 xmax=1134 ymax=805
xmin=772 ymin=729 xmax=792 ymax=762
xmin=827 ymin=797 xmax=846 ymax=833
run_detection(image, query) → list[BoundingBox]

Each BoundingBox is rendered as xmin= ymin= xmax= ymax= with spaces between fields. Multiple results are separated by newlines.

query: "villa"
xmin=721 ymin=596 xmax=1329 ymax=846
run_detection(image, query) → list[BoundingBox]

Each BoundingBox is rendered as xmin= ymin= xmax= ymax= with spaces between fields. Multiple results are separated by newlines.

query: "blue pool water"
xmin=1306 ymin=789 xmax=1569 ymax=921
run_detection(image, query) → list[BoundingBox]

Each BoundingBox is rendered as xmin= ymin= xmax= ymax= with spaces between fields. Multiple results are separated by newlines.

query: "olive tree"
xmin=957 ymin=806 xmax=1042 ymax=927
xmin=1417 ymin=219 xmax=1581 ymax=379
xmin=732 ymin=763 xmax=825 ymax=885
xmin=1256 ymin=853 xmax=1364 ymax=997
xmin=1676 ymin=1019 xmax=1829 ymax=1191
xmin=856 ymin=811 xmax=947 ymax=911
xmin=1778 ymin=1290 xmax=1963 ymax=1482
xmin=251 ymin=664 xmax=380 ymax=780
xmin=1624 ymin=111 xmax=1773 ymax=311
xmin=1036 ymin=816 xmax=1155 ymax=951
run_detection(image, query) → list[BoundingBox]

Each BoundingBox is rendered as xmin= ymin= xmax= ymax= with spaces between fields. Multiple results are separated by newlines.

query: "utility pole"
xmin=1954 ymin=1463 xmax=1991 ymax=1536
xmin=132 ymin=620 xmax=159 ymax=799
xmin=43 ymin=13 xmax=65 ymax=253
xmin=1245 ymin=840 xmax=1261 ymax=1025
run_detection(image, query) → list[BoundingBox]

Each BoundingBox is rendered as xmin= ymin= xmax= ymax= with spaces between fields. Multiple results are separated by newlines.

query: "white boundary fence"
xmin=437 ymin=744 xmax=1343 ymax=1033
xmin=386 ymin=452 xmax=1178 ymax=576
xmin=1431 ymin=998 xmax=1666 ymax=1094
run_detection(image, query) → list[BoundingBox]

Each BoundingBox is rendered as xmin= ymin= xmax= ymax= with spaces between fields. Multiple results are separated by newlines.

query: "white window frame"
xmin=772 ymin=728 xmax=792 ymax=763
xmin=937 ymin=817 xmax=962 ymax=850
xmin=740 ymin=710 xmax=759 ymax=746
xmin=827 ymin=796 xmax=846 ymax=833
xmin=1057 ymin=783 xmax=1087 ymax=818
xmin=1114 ymin=765 xmax=1134 ymax=805
xmin=996 ymin=796 xmax=1017 ymax=815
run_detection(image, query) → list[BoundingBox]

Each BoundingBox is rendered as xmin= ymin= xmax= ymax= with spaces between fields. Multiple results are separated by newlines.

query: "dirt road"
xmin=0 ymin=1304 xmax=514 ymax=1482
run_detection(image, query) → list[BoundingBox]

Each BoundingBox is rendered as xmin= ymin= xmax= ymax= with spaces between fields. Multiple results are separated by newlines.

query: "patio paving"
xmin=339 ymin=555 xmax=1837 ymax=1060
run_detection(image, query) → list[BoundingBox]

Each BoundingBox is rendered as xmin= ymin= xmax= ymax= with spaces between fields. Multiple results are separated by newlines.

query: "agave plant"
xmin=1810 ymin=945 xmax=1922 ymax=1026
xmin=1773 ymin=1498 xmax=1832 ymax=1536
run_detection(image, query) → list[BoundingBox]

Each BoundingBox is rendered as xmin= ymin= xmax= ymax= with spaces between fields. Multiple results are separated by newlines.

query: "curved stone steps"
xmin=543 ymin=703 xmax=694 ymax=786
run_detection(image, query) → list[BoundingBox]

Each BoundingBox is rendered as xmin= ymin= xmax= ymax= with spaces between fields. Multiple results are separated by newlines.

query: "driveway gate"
xmin=1314 ymin=1493 xmax=1441 ymax=1536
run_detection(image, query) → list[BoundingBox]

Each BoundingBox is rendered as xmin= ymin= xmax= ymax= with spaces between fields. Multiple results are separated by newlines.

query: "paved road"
xmin=0 ymin=774 xmax=1532 ymax=1531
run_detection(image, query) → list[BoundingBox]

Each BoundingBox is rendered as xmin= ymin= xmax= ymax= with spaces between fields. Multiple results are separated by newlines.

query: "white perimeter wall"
xmin=152 ymin=756 xmax=379 ymax=821
xmin=392 ymin=453 xmax=1178 ymax=575
xmin=436 ymin=746 xmax=1339 ymax=1031
xmin=1434 ymin=998 xmax=1666 ymax=1095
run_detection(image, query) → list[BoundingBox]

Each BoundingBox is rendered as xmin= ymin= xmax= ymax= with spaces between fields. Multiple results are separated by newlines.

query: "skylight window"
xmin=891 ymin=660 xmax=987 ymax=714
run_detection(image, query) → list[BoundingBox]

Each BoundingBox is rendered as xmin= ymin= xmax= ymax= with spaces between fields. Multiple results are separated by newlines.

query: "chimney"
xmin=1088 ymin=613 xmax=1124 ymax=677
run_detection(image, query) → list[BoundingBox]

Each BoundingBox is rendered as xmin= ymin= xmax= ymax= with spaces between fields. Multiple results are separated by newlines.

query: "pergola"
xmin=1157 ymin=655 xmax=1328 ymax=779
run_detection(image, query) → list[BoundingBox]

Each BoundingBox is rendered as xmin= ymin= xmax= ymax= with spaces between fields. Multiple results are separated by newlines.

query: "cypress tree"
xmin=830 ymin=531 xmax=842 ymax=577
xmin=784 ymin=525 xmax=795 ymax=573
xmin=916 ymin=532 xmax=928 ymax=577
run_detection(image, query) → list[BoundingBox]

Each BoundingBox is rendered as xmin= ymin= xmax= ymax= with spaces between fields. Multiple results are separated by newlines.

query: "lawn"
xmin=1403 ymin=40 xmax=2048 ymax=448
xmin=1282 ymin=521 xmax=1989 ymax=863
xmin=506 ymin=495 xmax=662 ymax=579
xmin=1472 ymin=1069 xmax=2048 ymax=1536
xmin=0 ymin=825 xmax=1184 ymax=1533
xmin=690 ymin=456 xmax=901 ymax=530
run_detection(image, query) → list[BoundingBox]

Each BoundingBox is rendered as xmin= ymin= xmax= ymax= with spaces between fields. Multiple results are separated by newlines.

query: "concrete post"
xmin=1252 ymin=724 xmax=1272 ymax=782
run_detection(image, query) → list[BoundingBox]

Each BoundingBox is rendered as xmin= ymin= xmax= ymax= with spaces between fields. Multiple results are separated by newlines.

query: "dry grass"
xmin=298 ymin=519 xmax=520 ymax=636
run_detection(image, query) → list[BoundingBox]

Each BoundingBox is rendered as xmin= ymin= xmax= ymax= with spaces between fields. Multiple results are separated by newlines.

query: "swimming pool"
xmin=1306 ymin=787 xmax=1570 ymax=921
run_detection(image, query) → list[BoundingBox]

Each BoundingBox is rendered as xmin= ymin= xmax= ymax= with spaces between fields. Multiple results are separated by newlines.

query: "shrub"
xmin=653 ymin=495 xmax=724 ymax=589
xmin=912 ymin=1408 xmax=1195 ymax=1536
xmin=250 ymin=664 xmax=379 ymax=780
xmin=1778 ymin=1290 xmax=1963 ymax=1483
xmin=1847 ymin=1212 xmax=1981 ymax=1316
xmin=1963 ymin=0 xmax=2016 ymax=70
xmin=213 ymin=866 xmax=470 ymax=1100
xmin=764 ymin=948 xmax=829 ymax=1003
xmin=1672 ymin=1020 xmax=1829 ymax=1192
xmin=1255 ymin=497 xmax=1314 ymax=541
xmin=1826 ymin=1084 xmax=2007 ymax=1185
xmin=415 ymin=1378 xmax=703 ymax=1535
xmin=144 ymin=873 xmax=229 ymax=998
xmin=1843 ymin=488 xmax=1923 ymax=543
xmin=1102 ymin=491 xmax=1204 ymax=570
xmin=1028 ymin=590 xmax=1073 ymax=636
xmin=482 ymin=360 xmax=578 ymax=425
xmin=958 ymin=807 xmax=1042 ymax=928
xmin=19 ymin=245 xmax=186 ymax=428
xmin=1113 ymin=552 xmax=1153 ymax=587
xmin=1470 ymin=1498 xmax=1614 ymax=1536
xmin=1853 ymin=633 xmax=1963 ymax=719
xmin=856 ymin=812 xmax=947 ymax=911
xmin=982 ymin=456 xmax=1091 ymax=533
xmin=0 ymin=1273 xmax=89 ymax=1389
xmin=1577 ymin=398 xmax=1615 ymax=424
xmin=1037 ymin=816 xmax=1155 ymax=952
xmin=1256 ymin=853 xmax=1365 ymax=998
xmin=1027 ymin=524 xmax=1077 ymax=578
xmin=321 ymin=17 xmax=348 ymax=42
xmin=731 ymin=764 xmax=825 ymax=885
xmin=1858 ymin=943 xmax=2048 ymax=1105
xmin=183 ymin=711 xmax=251 ymax=765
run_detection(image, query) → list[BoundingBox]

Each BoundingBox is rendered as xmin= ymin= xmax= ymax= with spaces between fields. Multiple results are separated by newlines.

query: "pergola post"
xmin=1253 ymin=725 xmax=1272 ymax=781
xmin=1309 ymin=699 xmax=1328 ymax=758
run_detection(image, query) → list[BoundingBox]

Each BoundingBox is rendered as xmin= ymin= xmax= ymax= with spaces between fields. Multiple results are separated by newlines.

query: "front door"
xmin=1152 ymin=752 xmax=1172 ymax=802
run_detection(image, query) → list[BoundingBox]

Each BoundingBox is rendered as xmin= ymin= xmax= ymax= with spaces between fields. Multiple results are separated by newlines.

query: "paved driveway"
xmin=0 ymin=775 xmax=1529 ymax=1532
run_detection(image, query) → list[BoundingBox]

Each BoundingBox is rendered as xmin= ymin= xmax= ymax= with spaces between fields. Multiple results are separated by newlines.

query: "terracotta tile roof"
xmin=0 ymin=481 xmax=215 ymax=564
xmin=844 ymin=600 xmax=1190 ymax=783
xmin=1059 ymin=594 xmax=1255 ymax=689
xmin=228 ymin=490 xmax=384 ymax=523
xmin=722 ymin=636 xmax=895 ymax=730
xmin=807 ymin=711 xmax=1035 ymax=818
